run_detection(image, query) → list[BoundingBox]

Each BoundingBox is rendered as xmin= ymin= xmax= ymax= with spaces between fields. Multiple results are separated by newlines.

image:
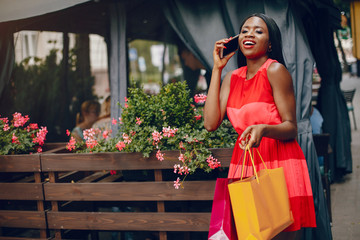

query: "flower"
xmin=194 ymin=94 xmax=207 ymax=104
xmin=0 ymin=112 xmax=48 ymax=155
xmin=174 ymin=177 xmax=181 ymax=189
xmin=66 ymin=137 xmax=76 ymax=151
xmin=156 ymin=149 xmax=164 ymax=161
xmin=116 ymin=141 xmax=126 ymax=151
xmin=194 ymin=115 xmax=202 ymax=120
xmin=66 ymin=129 xmax=71 ymax=136
xmin=206 ymin=155 xmax=221 ymax=169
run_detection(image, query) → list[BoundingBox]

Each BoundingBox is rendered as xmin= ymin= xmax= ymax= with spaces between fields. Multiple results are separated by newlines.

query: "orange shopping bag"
xmin=228 ymin=145 xmax=293 ymax=240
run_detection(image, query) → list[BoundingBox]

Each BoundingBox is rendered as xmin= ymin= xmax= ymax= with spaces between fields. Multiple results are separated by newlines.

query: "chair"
xmin=313 ymin=133 xmax=332 ymax=223
xmin=342 ymin=89 xmax=357 ymax=130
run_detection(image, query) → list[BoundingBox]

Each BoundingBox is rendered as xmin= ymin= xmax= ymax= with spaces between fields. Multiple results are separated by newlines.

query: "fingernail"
xmin=223 ymin=46 xmax=227 ymax=49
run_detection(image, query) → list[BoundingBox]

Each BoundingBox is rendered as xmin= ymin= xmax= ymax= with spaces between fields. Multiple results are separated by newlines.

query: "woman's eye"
xmin=256 ymin=30 xmax=263 ymax=34
xmin=241 ymin=30 xmax=248 ymax=34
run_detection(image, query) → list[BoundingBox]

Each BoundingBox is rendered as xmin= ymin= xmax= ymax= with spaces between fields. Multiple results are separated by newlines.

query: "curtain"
xmin=301 ymin=5 xmax=352 ymax=182
xmin=164 ymin=0 xmax=332 ymax=239
xmin=108 ymin=1 xmax=128 ymax=136
xmin=0 ymin=31 xmax=15 ymax=99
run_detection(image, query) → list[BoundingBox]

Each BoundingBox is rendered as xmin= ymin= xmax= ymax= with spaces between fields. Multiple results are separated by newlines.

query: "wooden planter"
xmin=0 ymin=145 xmax=233 ymax=240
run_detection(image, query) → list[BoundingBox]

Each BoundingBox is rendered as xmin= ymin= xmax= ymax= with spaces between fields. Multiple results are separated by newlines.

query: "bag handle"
xmin=239 ymin=145 xmax=268 ymax=183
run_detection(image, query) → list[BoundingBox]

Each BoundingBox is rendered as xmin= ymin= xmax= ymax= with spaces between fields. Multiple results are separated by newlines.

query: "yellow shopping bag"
xmin=228 ymin=145 xmax=294 ymax=240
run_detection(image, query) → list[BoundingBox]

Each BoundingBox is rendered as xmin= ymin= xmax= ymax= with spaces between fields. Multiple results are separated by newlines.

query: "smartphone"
xmin=220 ymin=35 xmax=239 ymax=59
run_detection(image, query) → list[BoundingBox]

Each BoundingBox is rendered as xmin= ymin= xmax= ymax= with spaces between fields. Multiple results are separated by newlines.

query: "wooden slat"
xmin=0 ymin=155 xmax=40 ymax=172
xmin=44 ymin=181 xmax=216 ymax=201
xmin=0 ymin=210 xmax=46 ymax=228
xmin=41 ymin=148 xmax=233 ymax=171
xmin=47 ymin=212 xmax=210 ymax=232
xmin=0 ymin=183 xmax=43 ymax=200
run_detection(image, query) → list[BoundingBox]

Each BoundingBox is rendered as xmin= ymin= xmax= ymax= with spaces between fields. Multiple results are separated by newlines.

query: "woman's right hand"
xmin=213 ymin=38 xmax=236 ymax=70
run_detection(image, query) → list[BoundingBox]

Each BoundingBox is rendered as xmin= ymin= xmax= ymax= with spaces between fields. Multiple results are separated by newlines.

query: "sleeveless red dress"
xmin=226 ymin=58 xmax=316 ymax=231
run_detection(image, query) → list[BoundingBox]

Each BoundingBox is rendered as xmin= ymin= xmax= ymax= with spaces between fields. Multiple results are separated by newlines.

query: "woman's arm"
xmin=204 ymin=39 xmax=236 ymax=131
xmin=241 ymin=62 xmax=297 ymax=148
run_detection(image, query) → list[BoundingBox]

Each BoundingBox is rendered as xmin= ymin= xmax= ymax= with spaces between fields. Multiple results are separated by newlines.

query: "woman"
xmin=71 ymin=100 xmax=100 ymax=142
xmin=204 ymin=13 xmax=316 ymax=239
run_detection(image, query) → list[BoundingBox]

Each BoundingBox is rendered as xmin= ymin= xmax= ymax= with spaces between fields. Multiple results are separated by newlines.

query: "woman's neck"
xmin=246 ymin=56 xmax=269 ymax=80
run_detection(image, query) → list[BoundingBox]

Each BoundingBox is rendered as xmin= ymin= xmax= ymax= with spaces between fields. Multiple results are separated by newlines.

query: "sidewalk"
xmin=330 ymin=72 xmax=360 ymax=240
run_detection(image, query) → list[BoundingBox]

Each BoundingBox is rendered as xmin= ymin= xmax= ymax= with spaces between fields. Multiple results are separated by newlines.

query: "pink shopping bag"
xmin=208 ymin=178 xmax=238 ymax=240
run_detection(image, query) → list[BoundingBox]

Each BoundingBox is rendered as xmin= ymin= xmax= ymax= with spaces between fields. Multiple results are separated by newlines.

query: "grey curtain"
xmin=108 ymin=1 xmax=128 ymax=136
xmin=302 ymin=6 xmax=352 ymax=181
xmin=0 ymin=31 xmax=14 ymax=98
xmin=164 ymin=0 xmax=332 ymax=239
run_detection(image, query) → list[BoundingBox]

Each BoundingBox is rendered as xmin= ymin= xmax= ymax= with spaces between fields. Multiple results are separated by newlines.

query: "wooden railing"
xmin=0 ymin=145 xmax=233 ymax=240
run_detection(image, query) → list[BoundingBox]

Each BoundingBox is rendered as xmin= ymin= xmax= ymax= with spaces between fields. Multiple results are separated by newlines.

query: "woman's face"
xmin=85 ymin=106 xmax=99 ymax=124
xmin=238 ymin=16 xmax=270 ymax=60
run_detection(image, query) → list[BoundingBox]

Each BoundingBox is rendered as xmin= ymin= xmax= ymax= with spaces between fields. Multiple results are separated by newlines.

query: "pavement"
xmin=330 ymin=72 xmax=360 ymax=240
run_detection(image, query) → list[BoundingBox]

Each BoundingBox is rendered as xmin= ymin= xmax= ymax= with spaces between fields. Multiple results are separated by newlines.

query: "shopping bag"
xmin=208 ymin=178 xmax=238 ymax=240
xmin=228 ymin=146 xmax=293 ymax=240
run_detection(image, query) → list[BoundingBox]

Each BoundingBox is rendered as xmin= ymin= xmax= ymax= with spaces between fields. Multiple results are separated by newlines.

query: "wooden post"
xmin=49 ymin=171 xmax=62 ymax=239
xmin=34 ymin=172 xmax=47 ymax=238
xmin=154 ymin=169 xmax=167 ymax=240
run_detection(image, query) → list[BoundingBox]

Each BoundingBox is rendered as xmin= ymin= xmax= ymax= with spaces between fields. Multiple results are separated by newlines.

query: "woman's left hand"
xmin=239 ymin=124 xmax=266 ymax=149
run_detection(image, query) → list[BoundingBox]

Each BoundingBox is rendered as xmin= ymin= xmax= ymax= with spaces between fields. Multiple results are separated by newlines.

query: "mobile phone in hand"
xmin=220 ymin=35 xmax=239 ymax=59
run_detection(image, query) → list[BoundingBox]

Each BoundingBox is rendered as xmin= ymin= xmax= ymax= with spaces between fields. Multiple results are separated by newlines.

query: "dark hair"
xmin=237 ymin=13 xmax=286 ymax=68
xmin=76 ymin=100 xmax=100 ymax=125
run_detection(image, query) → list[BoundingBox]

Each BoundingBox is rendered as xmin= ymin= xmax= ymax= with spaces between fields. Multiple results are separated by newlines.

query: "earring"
xmin=268 ymin=47 xmax=272 ymax=52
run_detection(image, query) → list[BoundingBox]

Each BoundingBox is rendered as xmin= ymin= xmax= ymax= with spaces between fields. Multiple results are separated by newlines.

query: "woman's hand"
xmin=213 ymin=38 xmax=236 ymax=70
xmin=239 ymin=124 xmax=266 ymax=149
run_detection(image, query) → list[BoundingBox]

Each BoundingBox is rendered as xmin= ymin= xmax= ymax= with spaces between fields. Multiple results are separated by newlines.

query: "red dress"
xmin=226 ymin=58 xmax=316 ymax=231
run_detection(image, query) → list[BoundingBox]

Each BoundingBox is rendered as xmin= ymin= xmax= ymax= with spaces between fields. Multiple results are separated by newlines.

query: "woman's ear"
xmin=268 ymin=42 xmax=272 ymax=52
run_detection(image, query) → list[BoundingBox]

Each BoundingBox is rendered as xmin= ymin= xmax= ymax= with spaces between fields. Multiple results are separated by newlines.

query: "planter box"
xmin=0 ymin=145 xmax=233 ymax=240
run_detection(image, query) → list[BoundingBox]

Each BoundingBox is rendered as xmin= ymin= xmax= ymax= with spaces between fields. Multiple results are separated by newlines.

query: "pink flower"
xmin=66 ymin=137 xmax=76 ymax=151
xmin=83 ymin=128 xmax=96 ymax=140
xmin=3 ymin=124 xmax=10 ymax=131
xmin=162 ymin=126 xmax=178 ymax=138
xmin=110 ymin=170 xmax=117 ymax=175
xmin=0 ymin=117 xmax=8 ymax=124
xmin=152 ymin=130 xmax=163 ymax=142
xmin=13 ymin=112 xmax=29 ymax=127
xmin=122 ymin=133 xmax=132 ymax=144
xmin=194 ymin=94 xmax=207 ymax=104
xmin=156 ymin=149 xmax=164 ymax=161
xmin=116 ymin=141 xmax=126 ymax=151
xmin=112 ymin=118 xmax=117 ymax=125
xmin=12 ymin=133 xmax=20 ymax=144
xmin=173 ymin=164 xmax=189 ymax=175
xmin=206 ymin=155 xmax=221 ymax=169
xmin=86 ymin=138 xmax=98 ymax=149
xmin=37 ymin=147 xmax=43 ymax=153
xmin=179 ymin=141 xmax=185 ymax=149
xmin=194 ymin=115 xmax=202 ymax=120
xmin=102 ymin=130 xmax=112 ymax=139
xmin=136 ymin=117 xmax=142 ymax=125
xmin=26 ymin=123 xmax=39 ymax=132
xmin=32 ymin=127 xmax=48 ymax=146
xmin=178 ymin=153 xmax=185 ymax=163
xmin=119 ymin=117 xmax=123 ymax=124
xmin=66 ymin=129 xmax=71 ymax=136
xmin=174 ymin=177 xmax=181 ymax=189
xmin=124 ymin=97 xmax=128 ymax=102
xmin=124 ymin=103 xmax=128 ymax=108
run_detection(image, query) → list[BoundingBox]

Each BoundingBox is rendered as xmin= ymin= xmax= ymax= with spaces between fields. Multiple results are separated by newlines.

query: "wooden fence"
xmin=0 ymin=144 xmax=233 ymax=240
